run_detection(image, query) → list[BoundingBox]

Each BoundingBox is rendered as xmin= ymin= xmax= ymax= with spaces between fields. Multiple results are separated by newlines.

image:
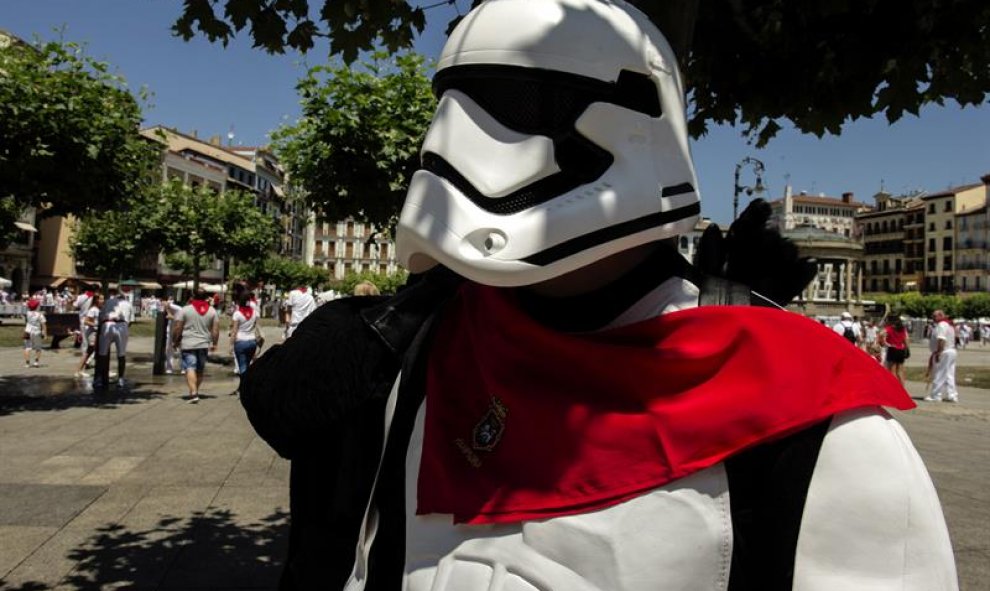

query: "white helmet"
xmin=395 ymin=0 xmax=701 ymax=287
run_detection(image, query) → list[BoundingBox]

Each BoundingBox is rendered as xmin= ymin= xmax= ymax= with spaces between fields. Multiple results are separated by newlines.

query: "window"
xmin=929 ymin=222 xmax=935 ymax=231
xmin=895 ymin=259 xmax=902 ymax=273
xmin=679 ymin=236 xmax=688 ymax=250
xmin=871 ymin=260 xmax=878 ymax=274
xmin=945 ymin=220 xmax=952 ymax=230
xmin=927 ymin=258 xmax=936 ymax=272
xmin=928 ymin=203 xmax=935 ymax=214
xmin=944 ymin=201 xmax=952 ymax=212
xmin=928 ymin=238 xmax=936 ymax=252
xmin=943 ymin=255 xmax=952 ymax=270
xmin=883 ymin=260 xmax=890 ymax=273
xmin=943 ymin=236 xmax=952 ymax=250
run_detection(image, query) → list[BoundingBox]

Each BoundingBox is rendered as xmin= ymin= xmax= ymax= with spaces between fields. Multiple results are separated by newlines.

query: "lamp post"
xmin=733 ymin=156 xmax=767 ymax=220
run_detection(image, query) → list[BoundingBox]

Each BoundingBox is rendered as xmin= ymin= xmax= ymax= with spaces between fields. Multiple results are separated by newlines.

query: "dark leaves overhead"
xmin=174 ymin=0 xmax=990 ymax=146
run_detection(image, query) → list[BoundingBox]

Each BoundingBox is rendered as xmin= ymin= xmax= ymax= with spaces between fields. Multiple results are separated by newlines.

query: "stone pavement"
xmin=0 ymin=328 xmax=987 ymax=590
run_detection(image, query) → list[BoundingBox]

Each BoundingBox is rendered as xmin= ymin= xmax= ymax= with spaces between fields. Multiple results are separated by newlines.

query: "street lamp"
xmin=733 ymin=156 xmax=767 ymax=220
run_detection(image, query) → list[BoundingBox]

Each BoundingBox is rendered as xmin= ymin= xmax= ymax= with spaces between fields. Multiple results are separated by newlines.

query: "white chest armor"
xmin=403 ymin=404 xmax=734 ymax=591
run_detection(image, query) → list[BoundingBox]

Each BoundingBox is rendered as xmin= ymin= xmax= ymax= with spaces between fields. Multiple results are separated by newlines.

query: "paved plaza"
xmin=0 ymin=322 xmax=988 ymax=590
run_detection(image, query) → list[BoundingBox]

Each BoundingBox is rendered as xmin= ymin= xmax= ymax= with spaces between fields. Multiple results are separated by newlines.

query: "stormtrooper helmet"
xmin=395 ymin=0 xmax=701 ymax=287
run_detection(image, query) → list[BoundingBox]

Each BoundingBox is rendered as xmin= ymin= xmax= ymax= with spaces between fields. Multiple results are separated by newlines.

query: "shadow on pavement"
xmin=0 ymin=376 xmax=167 ymax=417
xmin=0 ymin=508 xmax=289 ymax=590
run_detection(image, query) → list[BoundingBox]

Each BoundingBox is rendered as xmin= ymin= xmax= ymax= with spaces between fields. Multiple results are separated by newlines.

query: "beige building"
xmin=306 ymin=218 xmax=400 ymax=280
xmin=954 ymin=174 xmax=990 ymax=293
xmin=769 ymin=189 xmax=872 ymax=237
xmin=921 ymin=182 xmax=986 ymax=293
xmin=855 ymin=193 xmax=924 ymax=293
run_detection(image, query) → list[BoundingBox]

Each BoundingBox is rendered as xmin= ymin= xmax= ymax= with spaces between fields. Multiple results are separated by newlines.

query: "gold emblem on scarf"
xmin=454 ymin=396 xmax=508 ymax=468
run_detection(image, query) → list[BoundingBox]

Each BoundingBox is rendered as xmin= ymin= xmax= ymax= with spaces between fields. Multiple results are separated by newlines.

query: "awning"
xmin=14 ymin=221 xmax=38 ymax=233
xmin=139 ymin=281 xmax=162 ymax=290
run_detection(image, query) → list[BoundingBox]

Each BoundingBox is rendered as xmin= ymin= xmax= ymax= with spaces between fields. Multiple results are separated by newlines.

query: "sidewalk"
xmin=0 ymin=330 xmax=987 ymax=589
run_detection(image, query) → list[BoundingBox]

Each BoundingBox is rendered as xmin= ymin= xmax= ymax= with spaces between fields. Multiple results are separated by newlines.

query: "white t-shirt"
xmin=286 ymin=288 xmax=316 ymax=326
xmin=108 ymin=298 xmax=134 ymax=324
xmin=232 ymin=308 xmax=258 ymax=342
xmin=25 ymin=310 xmax=46 ymax=335
xmin=75 ymin=293 xmax=93 ymax=319
xmin=930 ymin=320 xmax=956 ymax=352
xmin=832 ymin=320 xmax=861 ymax=340
xmin=84 ymin=306 xmax=100 ymax=331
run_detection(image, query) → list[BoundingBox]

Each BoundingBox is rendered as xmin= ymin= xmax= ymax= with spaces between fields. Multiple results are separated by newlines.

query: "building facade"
xmin=855 ymin=193 xmax=924 ymax=293
xmin=307 ymin=218 xmax=400 ymax=280
xmin=784 ymin=226 xmax=866 ymax=317
xmin=0 ymin=209 xmax=38 ymax=296
xmin=955 ymin=175 xmax=990 ymax=293
xmin=920 ymin=183 xmax=986 ymax=293
xmin=769 ymin=190 xmax=872 ymax=237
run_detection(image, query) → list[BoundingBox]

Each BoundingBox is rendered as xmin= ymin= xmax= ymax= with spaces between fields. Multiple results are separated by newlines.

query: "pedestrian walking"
xmin=880 ymin=315 xmax=910 ymax=386
xmin=925 ymin=309 xmax=959 ymax=403
xmin=95 ymin=288 xmax=134 ymax=389
xmin=282 ymin=285 xmax=316 ymax=339
xmin=23 ymin=299 xmax=46 ymax=368
xmin=229 ymin=292 xmax=259 ymax=394
xmin=172 ymin=288 xmax=220 ymax=404
xmin=831 ymin=311 xmax=862 ymax=347
xmin=75 ymin=293 xmax=102 ymax=377
xmin=163 ymin=295 xmax=183 ymax=374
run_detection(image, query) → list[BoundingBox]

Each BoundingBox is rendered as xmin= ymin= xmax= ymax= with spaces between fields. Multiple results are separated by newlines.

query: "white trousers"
xmin=99 ymin=323 xmax=129 ymax=357
xmin=928 ymin=349 xmax=958 ymax=400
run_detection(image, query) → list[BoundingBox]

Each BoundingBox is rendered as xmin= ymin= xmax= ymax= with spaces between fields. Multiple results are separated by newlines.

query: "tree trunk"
xmin=192 ymin=254 xmax=201 ymax=293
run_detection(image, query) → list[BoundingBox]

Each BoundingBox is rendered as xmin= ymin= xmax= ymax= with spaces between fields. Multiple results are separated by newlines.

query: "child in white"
xmin=23 ymin=300 xmax=47 ymax=367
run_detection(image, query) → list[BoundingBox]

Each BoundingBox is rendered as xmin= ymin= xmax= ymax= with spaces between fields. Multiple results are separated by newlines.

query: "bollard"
xmin=153 ymin=311 xmax=167 ymax=375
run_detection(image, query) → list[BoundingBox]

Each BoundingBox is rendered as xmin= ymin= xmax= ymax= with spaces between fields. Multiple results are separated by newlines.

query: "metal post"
xmin=152 ymin=311 xmax=167 ymax=375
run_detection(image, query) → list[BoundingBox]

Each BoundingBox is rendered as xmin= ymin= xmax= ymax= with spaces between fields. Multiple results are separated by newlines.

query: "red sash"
xmin=418 ymin=283 xmax=914 ymax=524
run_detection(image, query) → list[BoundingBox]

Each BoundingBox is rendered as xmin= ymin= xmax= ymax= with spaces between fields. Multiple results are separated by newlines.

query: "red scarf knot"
xmin=238 ymin=305 xmax=254 ymax=320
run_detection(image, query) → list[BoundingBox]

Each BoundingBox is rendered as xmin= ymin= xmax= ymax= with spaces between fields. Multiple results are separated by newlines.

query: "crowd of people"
xmin=7 ymin=281 xmax=382 ymax=402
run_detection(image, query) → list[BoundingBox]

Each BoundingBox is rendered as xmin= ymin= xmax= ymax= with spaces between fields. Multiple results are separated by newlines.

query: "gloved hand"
xmin=695 ymin=199 xmax=818 ymax=306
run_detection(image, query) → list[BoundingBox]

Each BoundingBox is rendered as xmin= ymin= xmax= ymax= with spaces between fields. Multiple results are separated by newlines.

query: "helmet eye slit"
xmin=434 ymin=65 xmax=661 ymax=137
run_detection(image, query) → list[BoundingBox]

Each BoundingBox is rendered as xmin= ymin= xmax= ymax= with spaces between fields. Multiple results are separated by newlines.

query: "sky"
xmin=4 ymin=0 xmax=988 ymax=226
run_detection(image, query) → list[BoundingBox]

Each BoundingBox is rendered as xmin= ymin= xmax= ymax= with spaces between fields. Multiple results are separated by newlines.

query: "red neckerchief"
xmin=238 ymin=305 xmax=254 ymax=320
xmin=297 ymin=287 xmax=308 ymax=293
xmin=418 ymin=283 xmax=915 ymax=525
xmin=190 ymin=299 xmax=210 ymax=316
xmin=85 ymin=291 xmax=94 ymax=298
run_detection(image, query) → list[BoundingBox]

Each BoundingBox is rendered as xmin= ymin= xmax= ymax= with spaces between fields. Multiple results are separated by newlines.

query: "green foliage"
xmin=233 ymin=255 xmax=328 ymax=291
xmin=173 ymin=0 xmax=990 ymax=147
xmin=152 ymin=180 xmax=280 ymax=287
xmin=874 ymin=292 xmax=990 ymax=320
xmin=271 ymin=52 xmax=435 ymax=230
xmin=69 ymin=198 xmax=160 ymax=290
xmin=332 ymin=268 xmax=409 ymax=296
xmin=0 ymin=36 xmax=160 ymax=231
xmin=0 ymin=197 xmax=22 ymax=249
xmin=960 ymin=293 xmax=990 ymax=319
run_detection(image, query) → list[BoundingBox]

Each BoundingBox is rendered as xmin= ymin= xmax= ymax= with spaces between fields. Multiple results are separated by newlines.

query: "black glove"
xmin=695 ymin=199 xmax=818 ymax=306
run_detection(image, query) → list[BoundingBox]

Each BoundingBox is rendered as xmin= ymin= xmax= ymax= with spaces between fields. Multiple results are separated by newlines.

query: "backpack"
xmin=842 ymin=324 xmax=857 ymax=344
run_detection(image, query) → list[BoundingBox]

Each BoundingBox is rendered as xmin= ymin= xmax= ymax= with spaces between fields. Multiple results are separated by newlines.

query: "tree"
xmin=68 ymin=205 xmax=158 ymax=296
xmin=153 ymin=180 xmax=281 ymax=290
xmin=0 ymin=36 xmax=161 ymax=236
xmin=233 ymin=255 xmax=329 ymax=291
xmin=271 ymin=52 xmax=435 ymax=229
xmin=174 ymin=0 xmax=990 ymax=146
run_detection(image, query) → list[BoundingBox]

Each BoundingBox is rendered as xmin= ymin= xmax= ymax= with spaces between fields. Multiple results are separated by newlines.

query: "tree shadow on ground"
xmin=0 ymin=507 xmax=289 ymax=590
xmin=0 ymin=375 xmax=167 ymax=417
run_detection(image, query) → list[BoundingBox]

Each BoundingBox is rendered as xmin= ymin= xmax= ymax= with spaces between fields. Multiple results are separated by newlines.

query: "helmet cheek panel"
xmin=422 ymin=91 xmax=561 ymax=199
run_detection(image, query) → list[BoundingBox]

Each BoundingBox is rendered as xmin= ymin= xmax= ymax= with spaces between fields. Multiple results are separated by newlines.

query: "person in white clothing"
xmin=74 ymin=289 xmax=95 ymax=363
xmin=831 ymin=311 xmax=862 ymax=347
xmin=23 ymin=298 xmax=47 ymax=367
xmin=283 ymin=286 xmax=316 ymax=339
xmin=96 ymin=288 xmax=134 ymax=388
xmin=75 ymin=294 xmax=102 ymax=377
xmin=925 ymin=309 xmax=959 ymax=403
xmin=163 ymin=295 xmax=183 ymax=374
